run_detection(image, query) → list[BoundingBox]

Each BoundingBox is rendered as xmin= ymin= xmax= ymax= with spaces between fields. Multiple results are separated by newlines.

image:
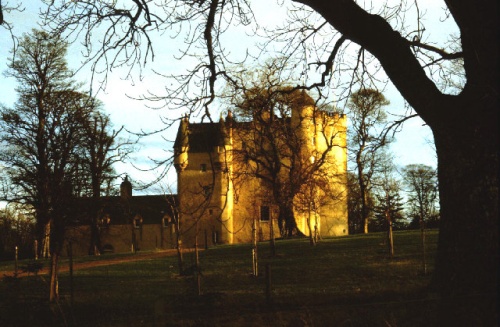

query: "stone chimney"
xmin=120 ymin=175 xmax=132 ymax=200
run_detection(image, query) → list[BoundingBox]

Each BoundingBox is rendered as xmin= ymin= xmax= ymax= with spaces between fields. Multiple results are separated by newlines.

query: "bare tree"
xmin=230 ymin=87 xmax=308 ymax=237
xmin=155 ymin=181 xmax=184 ymax=275
xmin=1 ymin=31 xmax=74 ymax=301
xmin=0 ymin=1 xmax=24 ymax=51
xmin=76 ymin=106 xmax=135 ymax=255
xmin=402 ymin=164 xmax=438 ymax=274
xmin=402 ymin=164 xmax=438 ymax=227
xmin=41 ymin=1 xmax=498 ymax=323
xmin=372 ymin=162 xmax=405 ymax=256
xmin=347 ymin=171 xmax=368 ymax=234
xmin=0 ymin=89 xmax=93 ymax=301
xmin=0 ymin=30 xmax=113 ymax=302
xmin=348 ymin=88 xmax=391 ymax=234
xmin=227 ymin=67 xmax=345 ymax=237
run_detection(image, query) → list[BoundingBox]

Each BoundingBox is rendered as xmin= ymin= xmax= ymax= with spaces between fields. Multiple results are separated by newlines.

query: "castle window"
xmin=200 ymin=163 xmax=207 ymax=172
xmin=260 ymin=206 xmax=270 ymax=222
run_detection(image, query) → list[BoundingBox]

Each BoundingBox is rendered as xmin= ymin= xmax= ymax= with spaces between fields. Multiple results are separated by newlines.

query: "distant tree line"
xmin=346 ymin=88 xmax=439 ymax=234
xmin=0 ymin=205 xmax=35 ymax=261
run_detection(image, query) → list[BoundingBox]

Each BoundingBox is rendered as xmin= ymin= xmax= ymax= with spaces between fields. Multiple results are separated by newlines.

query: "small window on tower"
xmin=200 ymin=164 xmax=207 ymax=172
xmin=260 ymin=206 xmax=270 ymax=222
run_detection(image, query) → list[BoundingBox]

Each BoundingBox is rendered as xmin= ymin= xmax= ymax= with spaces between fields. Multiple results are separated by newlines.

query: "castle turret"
xmin=174 ymin=116 xmax=189 ymax=172
xmin=217 ymin=113 xmax=234 ymax=243
xmin=218 ymin=113 xmax=231 ymax=146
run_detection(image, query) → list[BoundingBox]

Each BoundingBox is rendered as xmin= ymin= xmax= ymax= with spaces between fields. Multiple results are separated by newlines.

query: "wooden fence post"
xmin=69 ymin=241 xmax=74 ymax=306
xmin=14 ymin=246 xmax=18 ymax=277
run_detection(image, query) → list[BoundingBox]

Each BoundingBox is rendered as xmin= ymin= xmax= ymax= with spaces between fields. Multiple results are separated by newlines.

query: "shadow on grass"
xmin=1 ymin=230 xmax=439 ymax=326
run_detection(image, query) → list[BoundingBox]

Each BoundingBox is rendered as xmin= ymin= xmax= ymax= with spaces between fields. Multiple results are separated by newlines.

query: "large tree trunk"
xmin=431 ymin=101 xmax=497 ymax=325
xmin=88 ymin=205 xmax=102 ymax=256
xmin=88 ymin=219 xmax=101 ymax=256
xmin=296 ymin=1 xmax=498 ymax=323
xmin=49 ymin=215 xmax=66 ymax=302
xmin=49 ymin=250 xmax=60 ymax=302
xmin=278 ymin=203 xmax=297 ymax=237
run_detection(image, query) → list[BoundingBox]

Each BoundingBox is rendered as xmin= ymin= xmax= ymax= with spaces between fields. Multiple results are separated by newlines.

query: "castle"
xmin=64 ymin=95 xmax=348 ymax=256
xmin=174 ymin=98 xmax=348 ymax=246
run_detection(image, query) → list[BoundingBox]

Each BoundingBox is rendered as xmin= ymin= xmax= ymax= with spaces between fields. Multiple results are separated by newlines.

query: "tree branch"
xmin=293 ymin=0 xmax=449 ymax=125
xmin=407 ymin=39 xmax=463 ymax=60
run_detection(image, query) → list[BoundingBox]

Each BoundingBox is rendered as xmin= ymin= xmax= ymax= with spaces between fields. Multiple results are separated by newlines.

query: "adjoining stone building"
xmin=174 ymin=99 xmax=348 ymax=246
xmin=65 ymin=177 xmax=178 ymax=256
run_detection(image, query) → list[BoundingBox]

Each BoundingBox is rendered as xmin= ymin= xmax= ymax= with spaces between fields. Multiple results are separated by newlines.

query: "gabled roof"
xmin=68 ymin=194 xmax=178 ymax=226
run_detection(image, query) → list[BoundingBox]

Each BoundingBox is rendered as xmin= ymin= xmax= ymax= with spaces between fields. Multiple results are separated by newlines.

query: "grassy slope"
xmin=0 ymin=230 xmax=438 ymax=326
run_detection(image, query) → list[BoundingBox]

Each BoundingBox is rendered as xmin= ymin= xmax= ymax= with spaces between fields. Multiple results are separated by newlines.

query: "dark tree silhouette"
xmin=0 ymin=30 xmax=128 ymax=302
xmin=77 ymin=107 xmax=134 ymax=256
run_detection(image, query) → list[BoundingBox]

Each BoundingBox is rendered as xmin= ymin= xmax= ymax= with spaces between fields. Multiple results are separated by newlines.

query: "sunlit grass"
xmin=0 ymin=230 xmax=439 ymax=326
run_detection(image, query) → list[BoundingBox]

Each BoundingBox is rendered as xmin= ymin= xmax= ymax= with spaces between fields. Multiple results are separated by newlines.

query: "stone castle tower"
xmin=174 ymin=102 xmax=347 ymax=246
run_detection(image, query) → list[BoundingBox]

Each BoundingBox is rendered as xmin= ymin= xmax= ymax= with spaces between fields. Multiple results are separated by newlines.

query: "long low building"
xmin=65 ymin=177 xmax=179 ymax=256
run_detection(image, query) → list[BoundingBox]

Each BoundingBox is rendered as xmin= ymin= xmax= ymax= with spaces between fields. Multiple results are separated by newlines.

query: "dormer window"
xmin=162 ymin=215 xmax=171 ymax=228
xmin=133 ymin=215 xmax=143 ymax=229
xmin=98 ymin=215 xmax=111 ymax=228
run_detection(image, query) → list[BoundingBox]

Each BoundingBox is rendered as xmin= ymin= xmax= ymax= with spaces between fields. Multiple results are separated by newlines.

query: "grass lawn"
xmin=0 ymin=230 xmax=439 ymax=326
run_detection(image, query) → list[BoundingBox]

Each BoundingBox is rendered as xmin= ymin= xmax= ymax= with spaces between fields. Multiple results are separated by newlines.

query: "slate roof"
xmin=174 ymin=122 xmax=227 ymax=153
xmin=68 ymin=194 xmax=178 ymax=226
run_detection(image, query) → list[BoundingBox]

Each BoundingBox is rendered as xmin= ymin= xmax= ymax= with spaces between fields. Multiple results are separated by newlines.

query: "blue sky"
xmin=1 ymin=1 xmax=458 ymax=194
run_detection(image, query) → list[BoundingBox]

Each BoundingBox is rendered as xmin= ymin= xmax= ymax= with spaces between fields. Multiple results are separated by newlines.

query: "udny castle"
xmin=174 ymin=98 xmax=348 ymax=246
xmin=65 ymin=95 xmax=348 ymax=255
